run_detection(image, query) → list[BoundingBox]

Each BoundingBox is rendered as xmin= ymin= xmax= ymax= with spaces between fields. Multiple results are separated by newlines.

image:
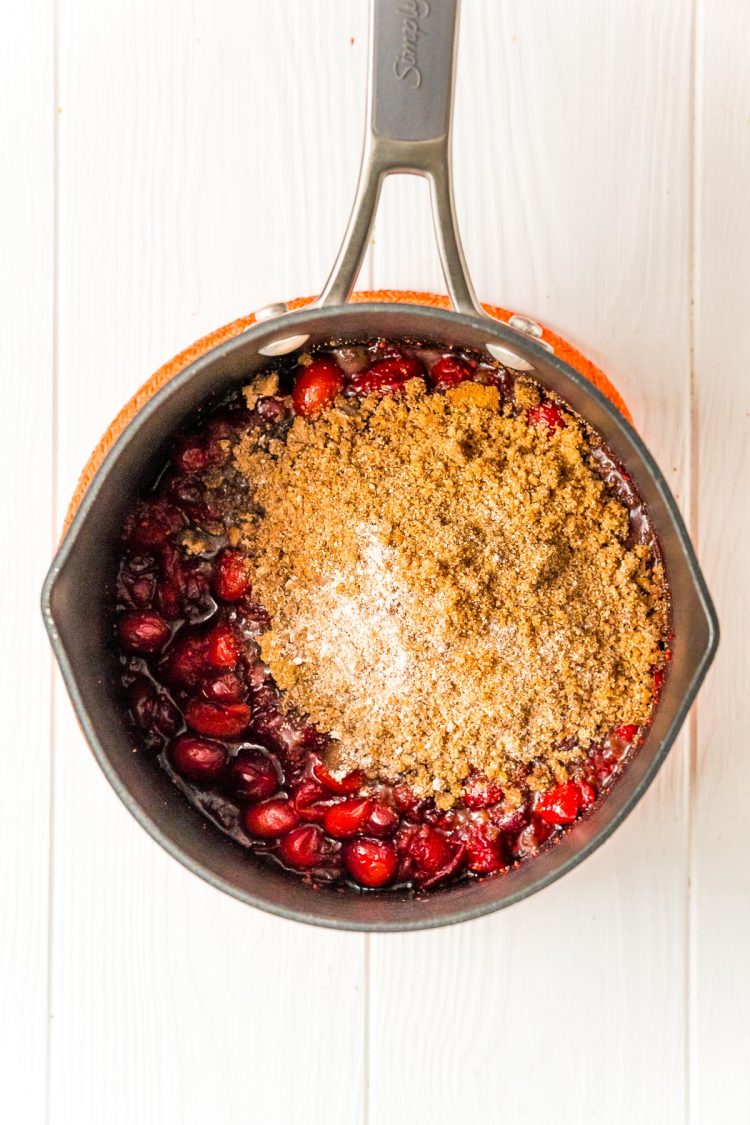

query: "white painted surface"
xmin=1 ymin=1 xmax=747 ymax=1122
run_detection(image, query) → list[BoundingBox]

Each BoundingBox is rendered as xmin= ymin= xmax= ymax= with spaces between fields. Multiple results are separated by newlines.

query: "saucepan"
xmin=42 ymin=0 xmax=718 ymax=930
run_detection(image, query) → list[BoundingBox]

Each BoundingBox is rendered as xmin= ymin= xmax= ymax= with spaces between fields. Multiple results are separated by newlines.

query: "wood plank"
xmin=367 ymin=2 xmax=694 ymax=1121
xmin=50 ymin=3 xmax=368 ymax=1122
xmin=691 ymin=1 xmax=750 ymax=1117
xmin=0 ymin=2 xmax=54 ymax=1121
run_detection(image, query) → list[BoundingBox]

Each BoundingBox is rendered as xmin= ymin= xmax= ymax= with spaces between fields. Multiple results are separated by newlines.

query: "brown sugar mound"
xmin=233 ymin=378 xmax=666 ymax=808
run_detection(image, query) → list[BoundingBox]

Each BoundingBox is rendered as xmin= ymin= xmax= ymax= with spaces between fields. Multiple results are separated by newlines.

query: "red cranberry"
xmin=312 ymin=762 xmax=365 ymax=795
xmin=393 ymin=784 xmax=419 ymax=814
xmin=292 ymin=779 xmax=332 ymax=823
xmin=612 ymin=723 xmax=639 ymax=745
xmin=407 ymin=825 xmax=454 ymax=880
xmin=653 ymin=666 xmax=666 ymax=698
xmin=292 ymin=358 xmax=344 ymax=416
xmin=465 ymin=824 xmax=504 ymax=874
xmin=342 ymin=839 xmax=398 ymax=888
xmin=577 ymin=780 xmax=597 ymax=808
xmin=184 ymin=700 xmax=251 ymax=738
xmin=348 ymin=354 xmax=425 ymax=397
xmin=169 ymin=735 xmax=228 ymax=782
xmin=173 ymin=436 xmax=209 ymax=474
xmin=462 ymin=772 xmax=504 ymax=810
xmin=119 ymin=555 xmax=158 ymax=608
xmin=536 ymin=781 xmax=582 ymax=825
xmin=163 ymin=633 xmax=210 ymax=689
xmin=243 ymin=799 xmax=300 ymax=838
xmin=213 ymin=550 xmax=250 ymax=602
xmin=202 ymin=673 xmax=247 ymax=703
xmin=528 ymin=402 xmax=566 ymax=431
xmin=123 ymin=500 xmax=186 ymax=550
xmin=278 ymin=824 xmax=326 ymax=869
xmin=366 ymin=802 xmax=399 ymax=837
xmin=128 ymin=678 xmax=157 ymax=728
xmin=117 ymin=611 xmax=171 ymax=653
xmin=323 ymin=798 xmax=372 ymax=839
xmin=430 ymin=355 xmax=474 ymax=389
xmin=205 ymin=623 xmax=239 ymax=670
xmin=226 ymin=748 xmax=279 ymax=802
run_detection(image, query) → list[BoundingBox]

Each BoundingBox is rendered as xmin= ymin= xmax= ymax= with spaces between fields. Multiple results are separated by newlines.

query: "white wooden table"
xmin=2 ymin=2 xmax=748 ymax=1122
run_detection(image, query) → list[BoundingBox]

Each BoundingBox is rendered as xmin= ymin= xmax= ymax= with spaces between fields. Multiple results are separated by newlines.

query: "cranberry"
xmin=292 ymin=358 xmax=344 ymax=416
xmin=243 ymin=799 xmax=300 ymax=838
xmin=164 ymin=633 xmax=210 ymax=689
xmin=312 ymin=762 xmax=365 ymax=795
xmin=366 ymin=802 xmax=399 ymax=837
xmin=119 ymin=555 xmax=158 ymax=608
xmin=202 ymin=673 xmax=247 ymax=703
xmin=465 ymin=824 xmax=504 ymax=875
xmin=169 ymin=735 xmax=228 ymax=782
xmin=173 ymin=436 xmax=209 ymax=474
xmin=278 ymin=824 xmax=326 ymax=869
xmin=528 ymin=402 xmax=566 ymax=431
xmin=430 ymin=355 xmax=474 ymax=389
xmin=205 ymin=623 xmax=239 ymax=670
xmin=613 ymin=723 xmax=639 ymax=744
xmin=462 ymin=772 xmax=504 ymax=810
xmin=213 ymin=549 xmax=250 ymax=602
xmin=407 ymin=825 xmax=454 ymax=880
xmin=323 ymin=797 xmax=372 ymax=839
xmin=225 ymin=748 xmax=279 ymax=802
xmin=393 ymin=784 xmax=419 ymax=814
xmin=128 ymin=678 xmax=157 ymax=728
xmin=348 ymin=354 xmax=425 ymax=397
xmin=342 ymin=839 xmax=398 ymax=888
xmin=184 ymin=700 xmax=251 ymax=738
xmin=536 ymin=781 xmax=582 ymax=825
xmin=577 ymin=780 xmax=597 ymax=808
xmin=123 ymin=500 xmax=186 ymax=550
xmin=118 ymin=611 xmax=170 ymax=653
xmin=292 ymin=779 xmax=332 ymax=823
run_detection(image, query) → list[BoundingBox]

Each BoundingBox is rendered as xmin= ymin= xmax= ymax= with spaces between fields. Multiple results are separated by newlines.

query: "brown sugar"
xmin=232 ymin=378 xmax=666 ymax=808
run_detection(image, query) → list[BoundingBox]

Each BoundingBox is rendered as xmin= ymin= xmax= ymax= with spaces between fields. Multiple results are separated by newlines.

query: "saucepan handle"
xmin=316 ymin=0 xmax=487 ymax=319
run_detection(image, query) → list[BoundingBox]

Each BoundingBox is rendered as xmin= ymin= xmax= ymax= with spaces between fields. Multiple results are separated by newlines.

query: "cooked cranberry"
xmin=118 ymin=611 xmax=170 ymax=653
xmin=226 ymin=748 xmax=279 ymax=802
xmin=393 ymin=784 xmax=419 ymax=814
xmin=430 ymin=355 xmax=474 ymax=389
xmin=536 ymin=781 xmax=582 ymax=825
xmin=516 ymin=818 xmax=555 ymax=857
xmin=577 ymin=780 xmax=597 ymax=808
xmin=312 ymin=762 xmax=365 ymax=795
xmin=163 ymin=633 xmax=210 ymax=690
xmin=169 ymin=735 xmax=228 ymax=782
xmin=243 ymin=799 xmax=300 ymax=838
xmin=612 ymin=723 xmax=639 ymax=744
xmin=119 ymin=555 xmax=158 ymax=608
xmin=462 ymin=772 xmax=504 ymax=810
xmin=528 ymin=402 xmax=566 ymax=431
xmin=202 ymin=673 xmax=247 ymax=703
xmin=348 ymin=354 xmax=424 ymax=396
xmin=406 ymin=825 xmax=454 ymax=880
xmin=366 ymin=802 xmax=399 ymax=837
xmin=465 ymin=824 xmax=505 ymax=874
xmin=279 ymin=824 xmax=327 ymax=869
xmin=213 ymin=549 xmax=250 ymax=602
xmin=184 ymin=700 xmax=251 ymax=738
xmin=173 ymin=436 xmax=209 ymax=474
xmin=123 ymin=500 xmax=186 ymax=550
xmin=342 ymin=839 xmax=398 ymax=888
xmin=205 ymin=623 xmax=239 ymax=670
xmin=292 ymin=779 xmax=332 ymax=823
xmin=292 ymin=358 xmax=344 ymax=417
xmin=323 ymin=798 xmax=372 ymax=839
xmin=128 ymin=678 xmax=157 ymax=728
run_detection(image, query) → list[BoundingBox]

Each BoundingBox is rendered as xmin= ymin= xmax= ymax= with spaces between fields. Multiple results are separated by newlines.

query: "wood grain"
xmin=0 ymin=2 xmax=54 ymax=1122
xmin=691 ymin=0 xmax=750 ymax=1116
xmin=368 ymin=3 xmax=694 ymax=1121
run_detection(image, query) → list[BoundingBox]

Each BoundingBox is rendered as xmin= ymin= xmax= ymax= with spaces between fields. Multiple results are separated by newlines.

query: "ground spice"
xmin=232 ymin=377 xmax=666 ymax=808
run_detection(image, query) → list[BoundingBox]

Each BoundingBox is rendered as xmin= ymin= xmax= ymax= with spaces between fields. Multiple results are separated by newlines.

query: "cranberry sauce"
xmin=112 ymin=337 xmax=669 ymax=894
